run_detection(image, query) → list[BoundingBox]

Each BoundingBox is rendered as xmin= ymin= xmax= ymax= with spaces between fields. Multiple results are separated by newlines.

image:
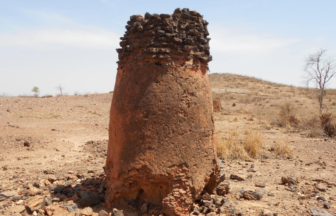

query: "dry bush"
xmin=320 ymin=112 xmax=336 ymax=137
xmin=273 ymin=143 xmax=293 ymax=159
xmin=243 ymin=130 xmax=262 ymax=158
xmin=217 ymin=129 xmax=262 ymax=160
xmin=300 ymin=116 xmax=324 ymax=137
xmin=41 ymin=95 xmax=53 ymax=98
xmin=278 ymin=102 xmax=300 ymax=128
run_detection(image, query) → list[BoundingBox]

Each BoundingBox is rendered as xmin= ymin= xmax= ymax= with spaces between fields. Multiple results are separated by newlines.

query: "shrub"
xmin=243 ymin=130 xmax=262 ymax=158
xmin=301 ymin=116 xmax=324 ymax=137
xmin=278 ymin=102 xmax=300 ymax=127
xmin=273 ymin=143 xmax=293 ymax=159
xmin=320 ymin=112 xmax=336 ymax=137
xmin=217 ymin=129 xmax=262 ymax=160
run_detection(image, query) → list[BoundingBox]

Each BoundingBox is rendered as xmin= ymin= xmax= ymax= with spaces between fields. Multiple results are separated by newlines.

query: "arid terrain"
xmin=1 ymin=73 xmax=336 ymax=216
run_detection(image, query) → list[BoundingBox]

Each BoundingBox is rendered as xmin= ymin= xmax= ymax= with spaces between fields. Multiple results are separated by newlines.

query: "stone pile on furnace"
xmin=117 ymin=7 xmax=212 ymax=66
xmin=105 ymin=8 xmax=219 ymax=216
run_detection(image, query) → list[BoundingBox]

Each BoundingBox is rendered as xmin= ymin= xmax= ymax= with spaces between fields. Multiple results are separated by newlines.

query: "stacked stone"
xmin=117 ymin=8 xmax=212 ymax=66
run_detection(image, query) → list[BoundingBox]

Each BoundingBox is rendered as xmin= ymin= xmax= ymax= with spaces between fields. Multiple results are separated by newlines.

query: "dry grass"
xmin=300 ymin=116 xmax=324 ymax=137
xmin=273 ymin=143 xmax=294 ymax=159
xmin=88 ymin=109 xmax=101 ymax=116
xmin=243 ymin=130 xmax=262 ymax=158
xmin=320 ymin=112 xmax=336 ymax=137
xmin=217 ymin=129 xmax=263 ymax=160
xmin=278 ymin=102 xmax=300 ymax=128
xmin=10 ymin=112 xmax=61 ymax=119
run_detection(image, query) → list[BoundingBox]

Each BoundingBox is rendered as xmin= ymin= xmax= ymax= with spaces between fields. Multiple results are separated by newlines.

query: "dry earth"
xmin=0 ymin=73 xmax=335 ymax=216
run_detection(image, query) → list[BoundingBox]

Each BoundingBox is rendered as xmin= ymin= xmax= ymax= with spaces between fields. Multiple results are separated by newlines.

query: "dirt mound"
xmin=81 ymin=140 xmax=108 ymax=158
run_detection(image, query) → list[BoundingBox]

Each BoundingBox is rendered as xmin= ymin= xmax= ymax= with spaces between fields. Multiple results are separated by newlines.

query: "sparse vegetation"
xmin=31 ymin=86 xmax=39 ymax=97
xmin=273 ymin=142 xmax=294 ymax=159
xmin=278 ymin=102 xmax=300 ymax=128
xmin=56 ymin=85 xmax=64 ymax=96
xmin=303 ymin=49 xmax=336 ymax=114
xmin=320 ymin=112 xmax=336 ymax=137
xmin=217 ymin=129 xmax=263 ymax=160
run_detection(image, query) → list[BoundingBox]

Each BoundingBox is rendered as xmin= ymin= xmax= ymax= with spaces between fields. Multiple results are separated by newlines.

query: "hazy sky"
xmin=1 ymin=0 xmax=336 ymax=96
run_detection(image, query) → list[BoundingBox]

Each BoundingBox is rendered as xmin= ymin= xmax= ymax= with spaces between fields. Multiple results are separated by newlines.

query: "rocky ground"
xmin=0 ymin=74 xmax=336 ymax=215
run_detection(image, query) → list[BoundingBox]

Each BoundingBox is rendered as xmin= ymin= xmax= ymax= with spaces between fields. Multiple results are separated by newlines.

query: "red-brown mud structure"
xmin=213 ymin=98 xmax=222 ymax=112
xmin=105 ymin=8 xmax=219 ymax=216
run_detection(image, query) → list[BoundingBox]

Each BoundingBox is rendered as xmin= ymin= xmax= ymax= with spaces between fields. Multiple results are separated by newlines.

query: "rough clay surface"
xmin=213 ymin=98 xmax=222 ymax=112
xmin=105 ymin=8 xmax=219 ymax=216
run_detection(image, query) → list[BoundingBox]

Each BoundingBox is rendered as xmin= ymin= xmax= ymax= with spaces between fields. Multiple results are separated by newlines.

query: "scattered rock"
xmin=262 ymin=209 xmax=277 ymax=216
xmin=43 ymin=169 xmax=55 ymax=174
xmin=141 ymin=203 xmax=148 ymax=213
xmin=308 ymin=208 xmax=333 ymax=216
xmin=80 ymin=191 xmax=100 ymax=207
xmin=323 ymin=202 xmax=330 ymax=209
xmin=112 ymin=208 xmax=124 ymax=216
xmin=216 ymin=181 xmax=230 ymax=195
xmin=241 ymin=189 xmax=263 ymax=200
xmin=281 ymin=176 xmax=297 ymax=185
xmin=316 ymin=183 xmax=327 ymax=192
xmin=81 ymin=207 xmax=93 ymax=215
xmin=0 ymin=191 xmax=18 ymax=201
xmin=27 ymin=187 xmax=43 ymax=196
xmin=23 ymin=141 xmax=30 ymax=147
xmin=255 ymin=182 xmax=266 ymax=188
xmin=25 ymin=195 xmax=45 ymax=212
xmin=230 ymin=174 xmax=245 ymax=181
xmin=99 ymin=210 xmax=109 ymax=216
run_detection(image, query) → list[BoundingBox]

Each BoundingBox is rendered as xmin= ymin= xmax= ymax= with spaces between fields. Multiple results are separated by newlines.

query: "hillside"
xmin=0 ymin=73 xmax=335 ymax=215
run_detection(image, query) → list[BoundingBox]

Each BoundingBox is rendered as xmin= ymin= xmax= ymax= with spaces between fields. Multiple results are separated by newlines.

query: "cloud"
xmin=20 ymin=9 xmax=76 ymax=25
xmin=0 ymin=27 xmax=120 ymax=50
xmin=0 ymin=9 xmax=120 ymax=50
xmin=209 ymin=25 xmax=299 ymax=54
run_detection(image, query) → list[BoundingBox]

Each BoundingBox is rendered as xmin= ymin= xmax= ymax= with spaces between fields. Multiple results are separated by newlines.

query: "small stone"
xmin=80 ymin=191 xmax=100 ymax=207
xmin=242 ymin=190 xmax=262 ymax=200
xmin=230 ymin=174 xmax=245 ymax=181
xmin=202 ymin=193 xmax=212 ymax=201
xmin=323 ymin=202 xmax=330 ymax=209
xmin=193 ymin=207 xmax=200 ymax=215
xmin=81 ymin=207 xmax=93 ymax=216
xmin=316 ymin=183 xmax=327 ymax=192
xmin=44 ymin=169 xmax=55 ymax=174
xmin=25 ymin=195 xmax=45 ymax=212
xmin=308 ymin=208 xmax=333 ymax=216
xmin=99 ymin=210 xmax=109 ymax=216
xmin=0 ymin=191 xmax=18 ymax=201
xmin=255 ymin=182 xmax=266 ymax=188
xmin=281 ymin=176 xmax=297 ymax=185
xmin=216 ymin=181 xmax=230 ymax=195
xmin=28 ymin=187 xmax=43 ymax=196
xmin=262 ymin=209 xmax=276 ymax=216
xmin=112 ymin=208 xmax=124 ymax=216
xmin=24 ymin=141 xmax=30 ymax=147
xmin=16 ymin=200 xmax=24 ymax=205
xmin=141 ymin=203 xmax=148 ymax=213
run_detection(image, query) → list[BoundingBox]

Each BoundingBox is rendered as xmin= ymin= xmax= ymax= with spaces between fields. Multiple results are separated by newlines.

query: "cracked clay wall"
xmin=105 ymin=8 xmax=219 ymax=216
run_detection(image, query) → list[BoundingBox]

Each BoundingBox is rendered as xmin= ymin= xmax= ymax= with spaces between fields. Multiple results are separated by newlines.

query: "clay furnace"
xmin=105 ymin=8 xmax=219 ymax=216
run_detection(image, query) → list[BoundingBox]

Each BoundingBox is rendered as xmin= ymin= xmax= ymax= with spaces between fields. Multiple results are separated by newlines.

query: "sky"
xmin=1 ymin=0 xmax=336 ymax=96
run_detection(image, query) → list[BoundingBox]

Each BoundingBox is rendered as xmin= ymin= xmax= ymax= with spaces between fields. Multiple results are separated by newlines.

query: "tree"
xmin=56 ymin=85 xmax=64 ymax=96
xmin=303 ymin=49 xmax=336 ymax=114
xmin=32 ymin=86 xmax=39 ymax=97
